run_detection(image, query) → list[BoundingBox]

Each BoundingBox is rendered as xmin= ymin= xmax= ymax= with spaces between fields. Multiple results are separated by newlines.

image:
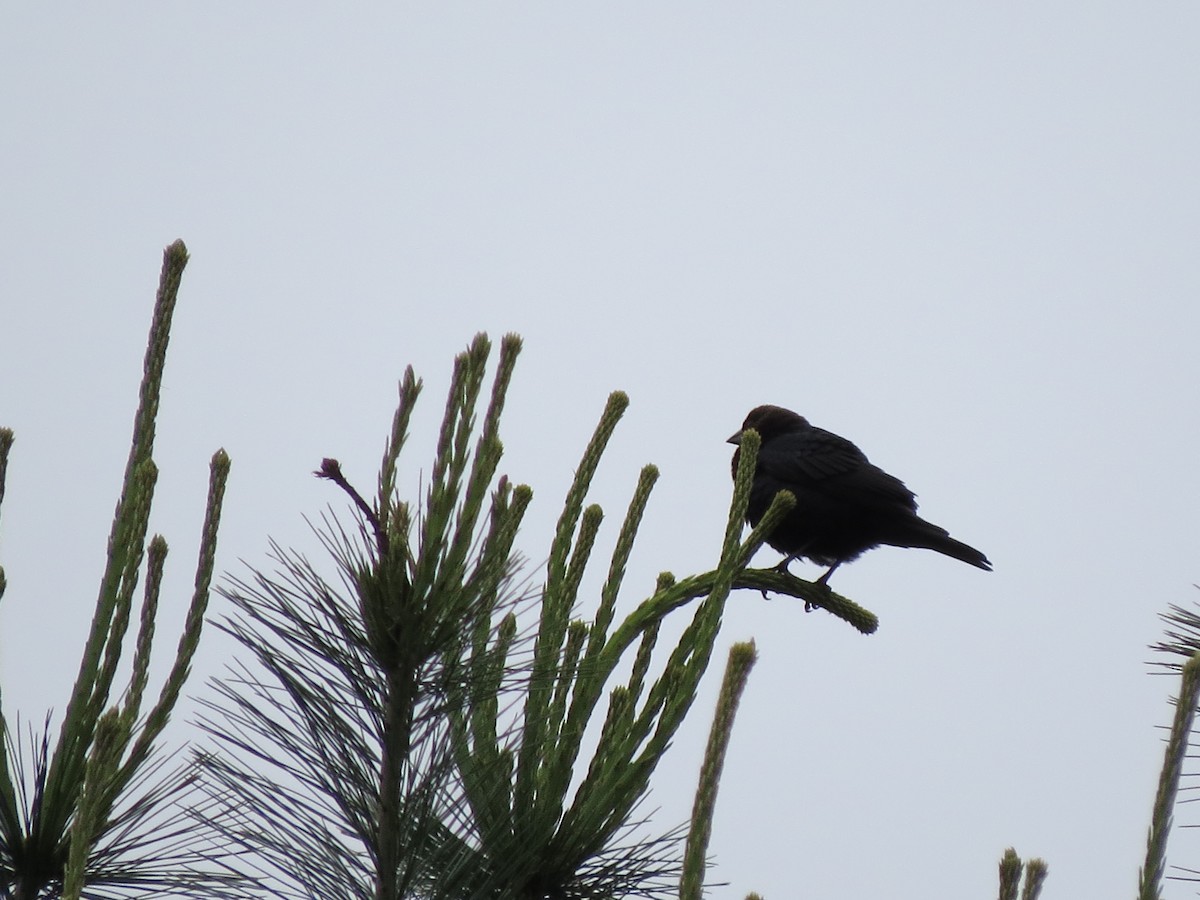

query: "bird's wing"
xmin=759 ymin=428 xmax=918 ymax=508
xmin=758 ymin=427 xmax=868 ymax=479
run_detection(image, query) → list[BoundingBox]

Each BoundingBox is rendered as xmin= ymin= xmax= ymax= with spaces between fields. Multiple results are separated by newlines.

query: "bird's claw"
xmin=771 ymin=556 xmax=795 ymax=576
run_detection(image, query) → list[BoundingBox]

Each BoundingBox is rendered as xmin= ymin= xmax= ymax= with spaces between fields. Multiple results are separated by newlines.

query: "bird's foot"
xmin=815 ymin=562 xmax=841 ymax=587
xmin=760 ymin=556 xmax=797 ymax=599
xmin=802 ymin=563 xmax=841 ymax=611
xmin=772 ymin=556 xmax=796 ymax=576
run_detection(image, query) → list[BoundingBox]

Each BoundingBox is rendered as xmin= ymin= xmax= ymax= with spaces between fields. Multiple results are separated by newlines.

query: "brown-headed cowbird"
xmin=729 ymin=405 xmax=991 ymax=584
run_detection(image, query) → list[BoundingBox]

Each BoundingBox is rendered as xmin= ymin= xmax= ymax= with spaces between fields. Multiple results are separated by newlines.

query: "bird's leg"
xmin=815 ymin=562 xmax=840 ymax=586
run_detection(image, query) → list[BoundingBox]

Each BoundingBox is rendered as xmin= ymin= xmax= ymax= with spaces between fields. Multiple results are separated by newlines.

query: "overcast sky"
xmin=3 ymin=5 xmax=1200 ymax=897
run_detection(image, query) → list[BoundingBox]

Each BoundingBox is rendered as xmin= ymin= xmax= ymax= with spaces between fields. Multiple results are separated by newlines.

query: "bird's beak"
xmin=726 ymin=431 xmax=742 ymax=446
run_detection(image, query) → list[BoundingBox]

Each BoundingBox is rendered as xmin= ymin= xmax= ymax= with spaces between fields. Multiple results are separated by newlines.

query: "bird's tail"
xmin=892 ymin=519 xmax=992 ymax=572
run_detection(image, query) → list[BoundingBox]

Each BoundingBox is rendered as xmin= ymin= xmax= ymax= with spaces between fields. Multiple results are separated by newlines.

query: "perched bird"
xmin=729 ymin=405 xmax=991 ymax=584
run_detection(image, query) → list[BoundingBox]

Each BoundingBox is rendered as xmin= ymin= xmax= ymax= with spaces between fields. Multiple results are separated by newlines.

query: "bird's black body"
xmin=729 ymin=405 xmax=991 ymax=582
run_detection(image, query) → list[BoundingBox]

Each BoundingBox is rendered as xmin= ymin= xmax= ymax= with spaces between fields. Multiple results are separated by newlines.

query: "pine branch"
xmin=680 ymin=640 xmax=758 ymax=900
xmin=197 ymin=335 xmax=878 ymax=900
xmin=1138 ymin=653 xmax=1200 ymax=900
xmin=0 ymin=241 xmax=239 ymax=897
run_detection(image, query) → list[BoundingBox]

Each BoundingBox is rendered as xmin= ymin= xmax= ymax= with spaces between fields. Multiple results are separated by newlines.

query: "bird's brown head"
xmin=727 ymin=405 xmax=809 ymax=446
xmin=728 ymin=405 xmax=809 ymax=481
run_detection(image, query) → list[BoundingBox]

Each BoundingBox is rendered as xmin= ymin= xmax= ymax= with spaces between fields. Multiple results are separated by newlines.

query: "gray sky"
xmin=3 ymin=5 xmax=1200 ymax=897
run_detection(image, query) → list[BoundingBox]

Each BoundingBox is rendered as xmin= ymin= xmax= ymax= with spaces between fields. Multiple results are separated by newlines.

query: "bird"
xmin=728 ymin=405 xmax=991 ymax=585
